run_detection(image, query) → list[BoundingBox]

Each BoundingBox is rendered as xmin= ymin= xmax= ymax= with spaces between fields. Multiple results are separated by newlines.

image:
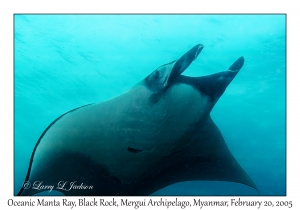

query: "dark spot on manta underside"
xmin=127 ymin=147 xmax=143 ymax=154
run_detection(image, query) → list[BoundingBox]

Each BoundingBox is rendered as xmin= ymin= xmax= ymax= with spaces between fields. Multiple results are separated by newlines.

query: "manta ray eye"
xmin=154 ymin=70 xmax=160 ymax=78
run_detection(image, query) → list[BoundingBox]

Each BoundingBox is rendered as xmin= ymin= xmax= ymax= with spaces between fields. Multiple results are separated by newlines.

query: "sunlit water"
xmin=14 ymin=14 xmax=286 ymax=196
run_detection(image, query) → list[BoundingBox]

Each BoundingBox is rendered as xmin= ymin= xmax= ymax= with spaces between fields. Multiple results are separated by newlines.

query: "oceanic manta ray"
xmin=17 ymin=44 xmax=257 ymax=196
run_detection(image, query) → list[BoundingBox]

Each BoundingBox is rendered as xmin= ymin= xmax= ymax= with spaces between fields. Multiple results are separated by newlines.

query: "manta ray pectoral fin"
xmin=175 ymin=116 xmax=258 ymax=192
xmin=137 ymin=116 xmax=258 ymax=195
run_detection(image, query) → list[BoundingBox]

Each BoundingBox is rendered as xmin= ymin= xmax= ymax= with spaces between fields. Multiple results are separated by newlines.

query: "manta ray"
xmin=17 ymin=44 xmax=257 ymax=196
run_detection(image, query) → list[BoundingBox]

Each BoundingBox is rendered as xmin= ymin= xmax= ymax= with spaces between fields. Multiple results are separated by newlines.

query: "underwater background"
xmin=14 ymin=14 xmax=286 ymax=196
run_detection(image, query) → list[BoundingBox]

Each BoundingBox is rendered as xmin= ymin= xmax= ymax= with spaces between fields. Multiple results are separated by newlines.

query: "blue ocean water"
xmin=14 ymin=14 xmax=286 ymax=196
